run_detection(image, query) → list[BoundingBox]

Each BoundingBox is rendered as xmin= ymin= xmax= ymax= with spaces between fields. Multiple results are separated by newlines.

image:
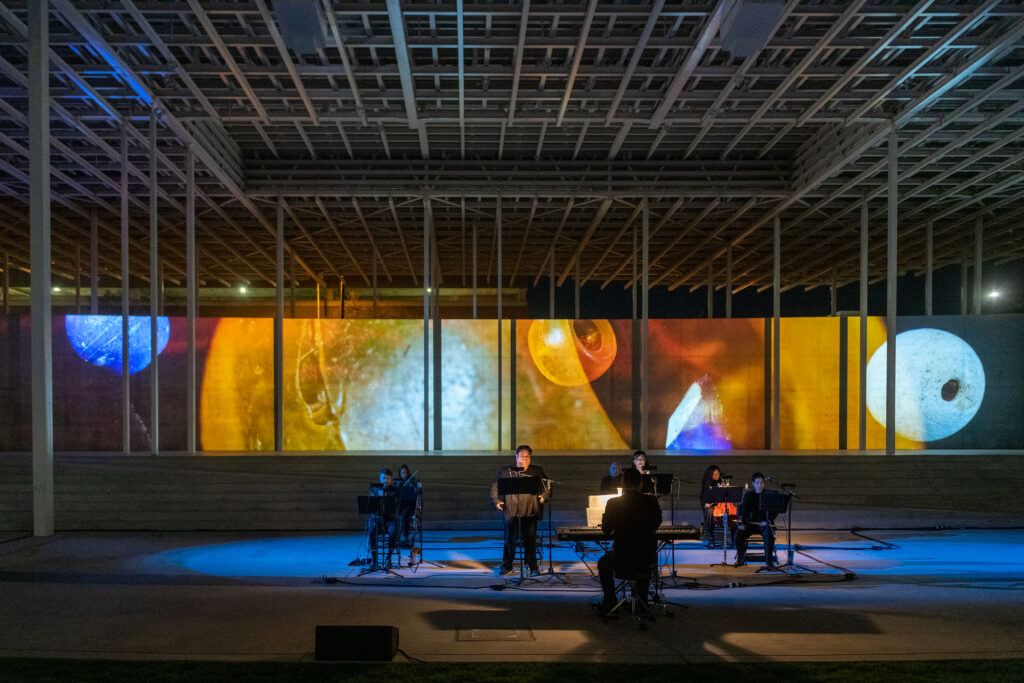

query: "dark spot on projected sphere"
xmin=573 ymin=320 xmax=602 ymax=352
xmin=941 ymin=379 xmax=960 ymax=402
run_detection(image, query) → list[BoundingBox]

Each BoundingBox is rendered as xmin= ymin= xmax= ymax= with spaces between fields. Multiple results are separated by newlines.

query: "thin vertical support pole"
xmin=432 ymin=242 xmax=442 ymax=450
xmin=641 ymin=199 xmax=649 ymax=451
xmin=771 ymin=215 xmax=781 ymax=451
xmin=472 ymin=220 xmax=477 ymax=319
xmin=725 ymin=244 xmax=732 ymax=319
xmin=973 ymin=217 xmax=982 ymax=315
xmin=185 ymin=146 xmax=196 ymax=455
xmin=830 ymin=270 xmax=837 ymax=316
xmin=423 ymin=198 xmax=431 ymax=451
xmin=149 ymin=106 xmax=159 ymax=455
xmin=497 ymin=199 xmax=503 ymax=451
xmin=29 ymin=0 xmax=53 ymax=536
xmin=2 ymin=253 xmax=9 ymax=315
xmin=90 ymin=209 xmax=98 ymax=314
xmin=75 ymin=245 xmax=81 ymax=313
xmin=274 ymin=197 xmax=284 ymax=452
xmin=960 ymin=257 xmax=967 ymax=315
xmin=706 ymin=261 xmax=713 ymax=318
xmin=859 ymin=201 xmax=868 ymax=451
xmin=120 ymin=119 xmax=130 ymax=455
xmin=372 ymin=256 xmax=378 ymax=317
xmin=574 ymin=258 xmax=580 ymax=319
xmin=885 ymin=127 xmax=898 ymax=456
xmin=549 ymin=247 xmax=555 ymax=319
xmin=924 ymin=220 xmax=933 ymax=315
xmin=290 ymin=254 xmax=296 ymax=318
xmin=632 ymin=220 xmax=637 ymax=320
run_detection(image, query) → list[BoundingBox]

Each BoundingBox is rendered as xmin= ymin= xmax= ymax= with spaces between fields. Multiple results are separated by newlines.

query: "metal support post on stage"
xmin=274 ymin=197 xmax=284 ymax=452
xmin=641 ymin=199 xmax=649 ymax=451
xmin=121 ymin=119 xmax=131 ymax=455
xmin=974 ymin=217 xmax=982 ymax=315
xmin=925 ymin=220 xmax=933 ymax=316
xmin=90 ymin=209 xmax=98 ymax=314
xmin=859 ymin=201 xmax=868 ymax=451
xmin=149 ymin=106 xmax=160 ymax=455
xmin=29 ymin=0 xmax=54 ymax=536
xmin=186 ymin=146 xmax=196 ymax=455
xmin=497 ymin=199 xmax=503 ymax=451
xmin=885 ymin=127 xmax=897 ymax=456
xmin=423 ymin=198 xmax=431 ymax=451
xmin=726 ymin=244 xmax=732 ymax=319
xmin=772 ymin=216 xmax=781 ymax=451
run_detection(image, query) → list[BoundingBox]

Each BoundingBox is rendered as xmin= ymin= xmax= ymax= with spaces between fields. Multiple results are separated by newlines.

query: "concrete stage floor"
xmin=1 ymin=520 xmax=1022 ymax=663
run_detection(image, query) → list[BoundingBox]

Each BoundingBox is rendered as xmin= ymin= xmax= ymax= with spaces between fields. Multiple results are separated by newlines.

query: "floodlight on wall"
xmin=273 ymin=0 xmax=327 ymax=54
xmin=719 ymin=0 xmax=786 ymax=58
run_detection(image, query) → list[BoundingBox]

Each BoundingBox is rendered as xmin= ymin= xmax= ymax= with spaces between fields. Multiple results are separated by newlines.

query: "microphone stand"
xmin=542 ymin=477 xmax=569 ymax=585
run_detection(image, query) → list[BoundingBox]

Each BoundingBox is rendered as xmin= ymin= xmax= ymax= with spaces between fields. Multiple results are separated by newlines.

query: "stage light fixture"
xmin=52 ymin=286 xmax=61 ymax=293
xmin=239 ymin=286 xmax=248 ymax=294
xmin=987 ymin=290 xmax=1000 ymax=299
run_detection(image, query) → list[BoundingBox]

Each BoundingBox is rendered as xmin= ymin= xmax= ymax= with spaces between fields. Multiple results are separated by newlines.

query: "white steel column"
xmin=574 ymin=258 xmax=580 ymax=319
xmin=496 ymin=198 xmax=503 ymax=451
xmin=924 ymin=220 xmax=933 ymax=315
xmin=29 ymin=0 xmax=53 ymax=536
xmin=185 ymin=146 xmax=196 ymax=455
xmin=2 ymin=253 xmax=8 ymax=315
xmin=120 ymin=119 xmax=130 ymax=454
xmin=423 ymin=198 xmax=431 ymax=451
xmin=973 ymin=217 xmax=982 ymax=314
xmin=549 ymin=246 xmax=555 ymax=319
xmin=885 ymin=128 xmax=898 ymax=456
xmin=859 ymin=201 xmax=868 ymax=451
xmin=149 ymin=106 xmax=159 ymax=455
xmin=274 ymin=197 xmax=284 ymax=452
xmin=631 ymin=222 xmax=637 ymax=320
xmin=771 ymin=216 xmax=780 ymax=451
xmin=641 ymin=199 xmax=649 ymax=451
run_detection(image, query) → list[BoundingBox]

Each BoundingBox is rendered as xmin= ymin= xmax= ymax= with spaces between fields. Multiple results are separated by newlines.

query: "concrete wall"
xmin=1 ymin=453 xmax=1022 ymax=531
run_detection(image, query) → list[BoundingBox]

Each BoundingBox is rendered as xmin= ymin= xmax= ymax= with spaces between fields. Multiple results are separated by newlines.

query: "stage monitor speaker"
xmin=314 ymin=625 xmax=398 ymax=661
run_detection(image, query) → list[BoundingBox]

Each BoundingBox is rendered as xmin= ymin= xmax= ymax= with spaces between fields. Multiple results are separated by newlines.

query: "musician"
xmin=369 ymin=468 xmax=399 ymax=565
xmin=699 ymin=464 xmax=723 ymax=542
xmin=490 ymin=444 xmax=549 ymax=576
xmin=396 ymin=463 xmax=420 ymax=546
xmin=595 ymin=467 xmax=663 ymax=617
xmin=734 ymin=472 xmax=775 ymax=568
xmin=600 ymin=461 xmax=623 ymax=493
xmin=631 ymin=450 xmax=658 ymax=495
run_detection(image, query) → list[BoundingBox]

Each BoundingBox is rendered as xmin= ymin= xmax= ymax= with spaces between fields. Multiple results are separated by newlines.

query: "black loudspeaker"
xmin=314 ymin=625 xmax=399 ymax=661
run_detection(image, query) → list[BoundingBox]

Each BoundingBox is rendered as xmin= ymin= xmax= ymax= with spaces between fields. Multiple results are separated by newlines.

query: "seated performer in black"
xmin=595 ymin=467 xmax=663 ymax=617
xmin=631 ymin=449 xmax=657 ymax=495
xmin=396 ymin=463 xmax=420 ymax=546
xmin=369 ymin=468 xmax=399 ymax=565
xmin=600 ymin=461 xmax=623 ymax=493
xmin=699 ymin=464 xmax=723 ymax=542
xmin=490 ymin=444 xmax=548 ymax=577
xmin=734 ymin=472 xmax=775 ymax=568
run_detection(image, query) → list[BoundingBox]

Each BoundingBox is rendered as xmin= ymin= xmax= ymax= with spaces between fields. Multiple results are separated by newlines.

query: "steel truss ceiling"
xmin=0 ymin=1 xmax=1021 ymax=294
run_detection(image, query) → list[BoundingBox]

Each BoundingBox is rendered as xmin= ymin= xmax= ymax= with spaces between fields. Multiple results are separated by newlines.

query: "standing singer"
xmin=490 ymin=444 xmax=549 ymax=577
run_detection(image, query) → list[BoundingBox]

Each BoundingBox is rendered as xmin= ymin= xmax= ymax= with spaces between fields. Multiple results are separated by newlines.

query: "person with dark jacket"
xmin=699 ymin=464 xmax=723 ymax=542
xmin=734 ymin=472 xmax=775 ymax=568
xmin=600 ymin=461 xmax=624 ymax=493
xmin=490 ymin=445 xmax=549 ymax=576
xmin=594 ymin=467 xmax=663 ymax=616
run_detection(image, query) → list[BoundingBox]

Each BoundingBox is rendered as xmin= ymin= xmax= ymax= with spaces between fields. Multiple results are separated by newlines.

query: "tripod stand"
xmin=540 ymin=478 xmax=570 ymax=584
xmin=356 ymin=493 xmax=401 ymax=577
xmin=407 ymin=484 xmax=443 ymax=572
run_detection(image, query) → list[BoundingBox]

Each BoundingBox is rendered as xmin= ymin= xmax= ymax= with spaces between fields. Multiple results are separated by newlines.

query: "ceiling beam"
xmin=386 ymin=0 xmax=419 ymax=130
xmin=556 ymin=0 xmax=599 ymax=127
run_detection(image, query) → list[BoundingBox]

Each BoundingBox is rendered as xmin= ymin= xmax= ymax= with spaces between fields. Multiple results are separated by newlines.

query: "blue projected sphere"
xmin=65 ymin=315 xmax=170 ymax=375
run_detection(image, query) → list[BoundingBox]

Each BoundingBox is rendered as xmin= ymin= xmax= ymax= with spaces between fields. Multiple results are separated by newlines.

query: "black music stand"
xmin=497 ymin=475 xmax=543 ymax=585
xmin=357 ymin=494 xmax=400 ymax=577
xmin=753 ymin=491 xmax=788 ymax=573
xmin=707 ymin=486 xmax=744 ymax=568
xmin=401 ymin=480 xmax=443 ymax=572
xmin=766 ymin=485 xmax=812 ymax=574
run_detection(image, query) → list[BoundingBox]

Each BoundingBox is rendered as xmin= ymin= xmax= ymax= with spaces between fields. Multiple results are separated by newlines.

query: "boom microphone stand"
xmin=771 ymin=483 xmax=813 ymax=574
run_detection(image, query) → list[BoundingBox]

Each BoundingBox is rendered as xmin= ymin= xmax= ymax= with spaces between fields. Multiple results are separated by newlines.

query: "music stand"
xmin=357 ymin=494 xmax=400 ymax=577
xmin=765 ymin=485 xmax=812 ymax=574
xmin=707 ymin=486 xmax=744 ymax=568
xmin=497 ymin=475 xmax=543 ymax=584
xmin=752 ymin=491 xmax=788 ymax=573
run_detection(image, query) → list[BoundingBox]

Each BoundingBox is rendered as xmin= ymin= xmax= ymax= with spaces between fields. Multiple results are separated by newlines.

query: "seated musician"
xmin=594 ymin=467 xmax=663 ymax=617
xmin=734 ymin=472 xmax=775 ymax=568
xmin=699 ymin=464 xmax=723 ymax=543
xmin=369 ymin=468 xmax=399 ymax=564
xmin=600 ymin=461 xmax=623 ymax=493
xmin=396 ymin=464 xmax=420 ymax=546
xmin=631 ymin=450 xmax=658 ymax=495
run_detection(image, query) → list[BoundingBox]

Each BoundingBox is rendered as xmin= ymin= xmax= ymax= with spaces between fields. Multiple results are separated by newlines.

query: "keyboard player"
xmin=594 ymin=467 xmax=662 ymax=617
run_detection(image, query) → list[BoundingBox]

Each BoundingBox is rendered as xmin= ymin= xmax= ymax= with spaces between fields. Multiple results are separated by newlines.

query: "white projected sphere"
xmin=865 ymin=328 xmax=985 ymax=442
